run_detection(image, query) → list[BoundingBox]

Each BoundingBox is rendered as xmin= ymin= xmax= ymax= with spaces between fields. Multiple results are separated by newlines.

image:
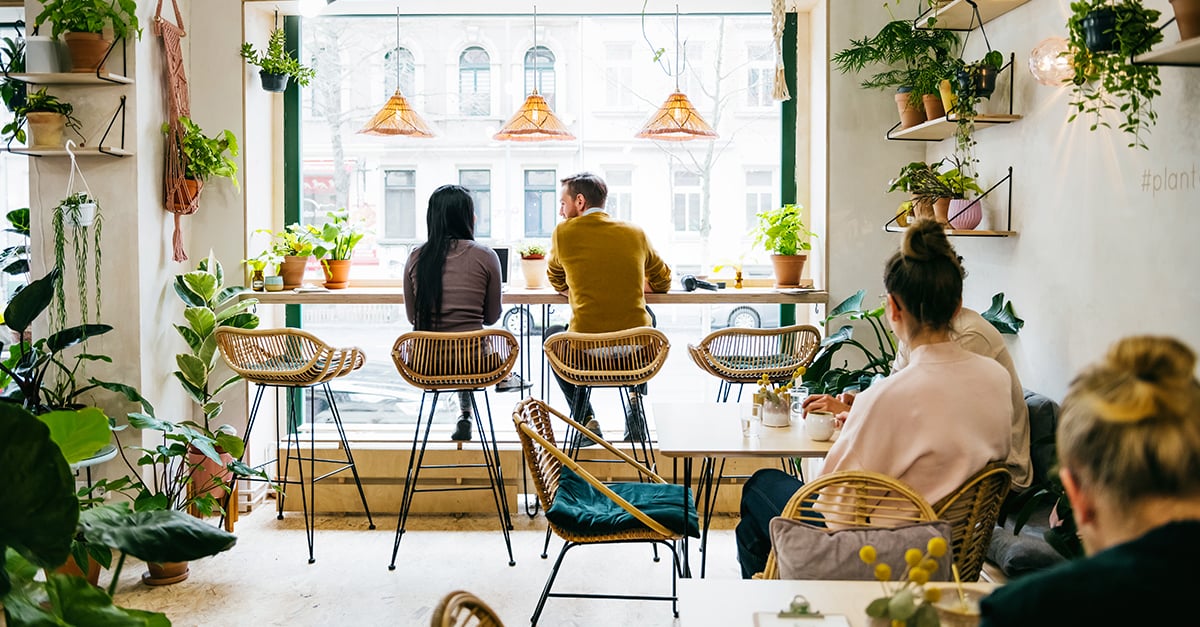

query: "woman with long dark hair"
xmin=403 ymin=184 xmax=502 ymax=440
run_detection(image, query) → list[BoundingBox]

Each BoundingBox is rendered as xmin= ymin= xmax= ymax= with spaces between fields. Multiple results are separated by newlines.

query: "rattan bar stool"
xmin=215 ymin=327 xmax=375 ymax=564
xmin=686 ymin=323 xmax=820 ymax=575
xmin=389 ymin=329 xmax=520 ymax=569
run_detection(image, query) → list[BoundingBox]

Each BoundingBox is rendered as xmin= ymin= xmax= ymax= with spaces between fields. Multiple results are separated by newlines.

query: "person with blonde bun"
xmin=980 ymin=336 xmax=1200 ymax=625
xmin=736 ymin=219 xmax=1013 ymax=578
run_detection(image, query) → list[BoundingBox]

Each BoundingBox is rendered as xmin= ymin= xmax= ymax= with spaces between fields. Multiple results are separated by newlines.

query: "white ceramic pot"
xmin=68 ymin=202 xmax=97 ymax=227
xmin=761 ymin=400 xmax=790 ymax=428
xmin=521 ymin=256 xmax=548 ymax=289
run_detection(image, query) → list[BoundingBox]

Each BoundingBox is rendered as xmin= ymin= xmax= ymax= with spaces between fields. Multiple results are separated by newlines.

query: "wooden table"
xmin=241 ymin=286 xmax=828 ymax=305
xmin=678 ymin=578 xmax=997 ymax=626
xmin=652 ymin=401 xmax=835 ymax=577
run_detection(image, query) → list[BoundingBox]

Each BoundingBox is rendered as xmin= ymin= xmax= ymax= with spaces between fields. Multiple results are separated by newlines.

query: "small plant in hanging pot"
xmin=310 ymin=209 xmax=367 ymax=289
xmin=518 ymin=243 xmax=548 ymax=289
xmin=752 ymin=203 xmax=816 ymax=288
xmin=240 ymin=27 xmax=316 ymax=93
xmin=52 ymin=191 xmax=104 ymax=325
xmin=163 ymin=115 xmax=239 ymax=210
xmin=34 ymin=0 xmax=141 ymax=74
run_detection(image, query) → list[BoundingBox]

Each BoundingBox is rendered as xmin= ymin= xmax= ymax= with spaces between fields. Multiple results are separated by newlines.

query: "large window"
xmin=672 ymin=171 xmax=702 ymax=233
xmin=746 ymin=43 xmax=774 ymax=108
xmin=605 ymin=168 xmax=634 ymax=221
xmin=383 ymin=170 xmax=417 ymax=240
xmin=384 ymin=46 xmax=416 ymax=97
xmin=745 ymin=169 xmax=774 ymax=230
xmin=523 ymin=45 xmax=556 ymax=108
xmin=603 ymin=43 xmax=633 ymax=108
xmin=459 ymin=46 xmax=491 ymax=116
xmin=524 ymin=169 xmax=557 ymax=238
xmin=460 ymin=169 xmax=492 ymax=238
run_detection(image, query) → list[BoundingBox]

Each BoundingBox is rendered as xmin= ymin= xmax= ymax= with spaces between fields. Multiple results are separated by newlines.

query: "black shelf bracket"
xmin=883 ymin=166 xmax=1014 ymax=233
xmin=94 ymin=35 xmax=129 ymax=83
xmin=98 ymin=94 xmax=127 ymax=156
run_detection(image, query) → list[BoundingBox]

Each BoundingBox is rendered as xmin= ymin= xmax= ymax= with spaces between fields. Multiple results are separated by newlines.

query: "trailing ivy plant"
xmin=51 ymin=192 xmax=103 ymax=331
xmin=1065 ymin=0 xmax=1162 ymax=150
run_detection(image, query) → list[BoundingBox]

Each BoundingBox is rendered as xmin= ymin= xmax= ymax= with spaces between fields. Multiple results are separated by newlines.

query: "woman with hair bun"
xmin=735 ymin=219 xmax=1014 ymax=578
xmin=981 ymin=335 xmax=1200 ymax=625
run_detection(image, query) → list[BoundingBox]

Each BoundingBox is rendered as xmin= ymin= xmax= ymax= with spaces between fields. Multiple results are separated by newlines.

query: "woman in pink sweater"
xmin=735 ymin=219 xmax=1013 ymax=577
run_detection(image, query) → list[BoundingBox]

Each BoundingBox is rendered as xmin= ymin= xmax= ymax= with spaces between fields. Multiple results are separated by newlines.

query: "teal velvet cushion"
xmin=547 ymin=466 xmax=700 ymax=538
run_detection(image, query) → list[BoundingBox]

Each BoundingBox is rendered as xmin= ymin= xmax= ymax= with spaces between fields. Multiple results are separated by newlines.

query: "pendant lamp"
xmin=359 ymin=9 xmax=435 ymax=137
xmin=636 ymin=6 xmax=717 ymax=141
xmin=493 ymin=6 xmax=575 ymax=142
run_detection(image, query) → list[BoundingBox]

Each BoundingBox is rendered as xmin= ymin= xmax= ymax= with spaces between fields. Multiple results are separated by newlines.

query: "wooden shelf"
xmin=2 ymin=146 xmax=133 ymax=157
xmin=887 ymin=114 xmax=1022 ymax=141
xmin=886 ymin=225 xmax=1017 ymax=237
xmin=7 ymin=72 xmax=133 ymax=85
xmin=916 ymin=0 xmax=1032 ymax=30
xmin=1134 ymin=37 xmax=1200 ymax=66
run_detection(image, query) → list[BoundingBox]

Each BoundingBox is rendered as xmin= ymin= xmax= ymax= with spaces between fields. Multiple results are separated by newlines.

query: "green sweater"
xmin=547 ymin=211 xmax=671 ymax=333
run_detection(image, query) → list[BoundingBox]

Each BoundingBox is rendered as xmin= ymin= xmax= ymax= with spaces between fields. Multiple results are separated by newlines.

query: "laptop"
xmin=492 ymin=247 xmax=510 ymax=284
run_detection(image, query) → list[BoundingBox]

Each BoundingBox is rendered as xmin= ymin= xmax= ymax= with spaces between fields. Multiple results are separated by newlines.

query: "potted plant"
xmin=1171 ymin=0 xmax=1200 ymax=41
xmin=243 ymin=249 xmax=280 ymax=291
xmin=832 ymin=18 xmax=959 ymax=128
xmin=34 ymin=0 xmax=141 ymax=74
xmin=240 ymin=26 xmax=316 ymax=92
xmin=1066 ymin=0 xmax=1163 ymax=150
xmin=890 ymin=157 xmax=983 ymax=226
xmin=310 ymin=209 xmax=367 ymax=289
xmin=51 ymin=191 xmax=104 ymax=328
xmin=163 ymin=115 xmax=240 ymax=211
xmin=518 ymin=243 xmax=548 ymax=289
xmin=1 ymin=35 xmax=26 ymax=122
xmin=260 ymin=225 xmax=315 ymax=289
xmin=751 ymin=203 xmax=816 ymax=288
xmin=9 ymin=87 xmax=82 ymax=148
xmin=802 ymin=289 xmax=895 ymax=396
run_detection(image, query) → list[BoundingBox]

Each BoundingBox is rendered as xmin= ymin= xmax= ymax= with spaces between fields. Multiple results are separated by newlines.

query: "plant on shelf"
xmin=259 ymin=224 xmax=316 ymax=289
xmin=752 ymin=203 xmax=816 ymax=288
xmin=802 ymin=289 xmax=895 ymax=396
xmin=0 ymin=35 xmax=26 ymax=137
xmin=889 ymin=156 xmax=982 ymax=225
xmin=949 ymin=49 xmax=1005 ymax=174
xmin=243 ymin=249 xmax=280 ymax=291
xmin=309 ymin=209 xmax=367 ymax=289
xmin=164 ymin=115 xmax=239 ymax=210
xmin=6 ymin=87 xmax=82 ymax=148
xmin=51 ymin=192 xmax=103 ymax=329
xmin=34 ymin=0 xmax=141 ymax=74
xmin=240 ymin=26 xmax=316 ymax=92
xmin=860 ymin=535 xmax=952 ymax=626
xmin=1065 ymin=0 xmax=1162 ymax=150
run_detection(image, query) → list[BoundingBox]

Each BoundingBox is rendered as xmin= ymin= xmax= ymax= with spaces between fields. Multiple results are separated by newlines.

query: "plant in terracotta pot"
xmin=310 ymin=209 xmax=367 ymax=289
xmin=1066 ymin=0 xmax=1162 ymax=150
xmin=890 ymin=157 xmax=982 ymax=226
xmin=518 ymin=242 xmax=548 ymax=289
xmin=163 ymin=115 xmax=239 ymax=212
xmin=34 ymin=0 xmax=141 ymax=74
xmin=751 ymin=203 xmax=816 ymax=288
xmin=241 ymin=26 xmax=316 ymax=92
xmin=260 ymin=224 xmax=316 ymax=289
xmin=7 ymin=87 xmax=82 ymax=148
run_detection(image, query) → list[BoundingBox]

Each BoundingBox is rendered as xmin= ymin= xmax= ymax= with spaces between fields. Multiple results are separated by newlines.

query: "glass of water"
xmin=791 ymin=385 xmax=810 ymax=422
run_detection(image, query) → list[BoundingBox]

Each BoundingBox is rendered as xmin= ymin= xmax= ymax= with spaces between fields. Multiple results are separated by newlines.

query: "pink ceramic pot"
xmin=948 ymin=198 xmax=982 ymax=230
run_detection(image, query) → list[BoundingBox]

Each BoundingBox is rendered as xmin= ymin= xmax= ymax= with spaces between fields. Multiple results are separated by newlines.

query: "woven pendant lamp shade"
xmin=635 ymin=91 xmax=717 ymax=141
xmin=493 ymin=91 xmax=575 ymax=141
xmin=358 ymin=90 xmax=435 ymax=137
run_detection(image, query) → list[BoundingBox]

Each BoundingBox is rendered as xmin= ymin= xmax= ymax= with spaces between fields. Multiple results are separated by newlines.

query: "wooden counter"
xmin=241 ymin=286 xmax=828 ymax=306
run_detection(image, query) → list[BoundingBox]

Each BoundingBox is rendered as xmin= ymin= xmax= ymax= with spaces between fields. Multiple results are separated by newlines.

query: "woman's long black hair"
xmin=413 ymin=184 xmax=475 ymax=331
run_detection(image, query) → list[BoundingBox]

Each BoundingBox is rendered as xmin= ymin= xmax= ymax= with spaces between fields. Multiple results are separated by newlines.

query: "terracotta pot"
xmin=933 ymin=197 xmax=952 ymax=225
xmin=322 ymin=259 xmax=352 ymax=289
xmin=911 ymin=194 xmax=935 ymax=221
xmin=259 ymin=70 xmax=289 ymax=92
xmin=769 ymin=254 xmax=807 ymax=288
xmin=922 ymin=93 xmax=946 ymax=121
xmin=1172 ymin=0 xmax=1200 ymax=40
xmin=895 ymin=90 xmax=927 ymax=129
xmin=187 ymin=445 xmax=234 ymax=504
xmin=520 ymin=256 xmax=548 ymax=289
xmin=142 ymin=561 xmax=189 ymax=586
xmin=63 ymin=32 xmax=111 ymax=73
xmin=948 ymin=198 xmax=983 ymax=230
xmin=25 ymin=111 xmax=66 ymax=148
xmin=279 ymin=255 xmax=309 ymax=289
xmin=57 ymin=554 xmax=103 ymax=586
xmin=168 ymin=178 xmax=203 ymax=212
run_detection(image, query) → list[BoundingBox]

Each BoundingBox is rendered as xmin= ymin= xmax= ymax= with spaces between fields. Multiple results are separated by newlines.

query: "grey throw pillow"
xmin=769 ymin=518 xmax=955 ymax=581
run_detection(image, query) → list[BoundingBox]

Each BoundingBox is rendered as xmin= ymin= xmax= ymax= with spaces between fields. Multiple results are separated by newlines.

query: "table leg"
xmin=698 ymin=456 xmax=717 ymax=578
xmin=680 ymin=456 xmax=693 ymax=578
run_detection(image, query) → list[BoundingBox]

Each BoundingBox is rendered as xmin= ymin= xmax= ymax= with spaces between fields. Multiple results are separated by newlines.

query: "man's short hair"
xmin=561 ymin=172 xmax=608 ymax=209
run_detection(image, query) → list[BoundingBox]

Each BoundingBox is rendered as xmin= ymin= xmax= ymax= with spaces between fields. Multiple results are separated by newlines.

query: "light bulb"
xmin=1029 ymin=37 xmax=1074 ymax=87
xmin=299 ymin=0 xmax=325 ymax=18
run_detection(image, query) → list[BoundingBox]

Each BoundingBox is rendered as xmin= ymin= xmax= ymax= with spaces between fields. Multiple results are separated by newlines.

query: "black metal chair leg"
xmin=468 ymin=392 xmax=515 ymax=566
xmin=388 ymin=391 xmax=438 ymax=570
xmin=278 ymin=390 xmax=297 ymax=521
xmin=322 ymin=382 xmax=375 ymax=529
xmin=531 ymin=541 xmax=575 ymax=626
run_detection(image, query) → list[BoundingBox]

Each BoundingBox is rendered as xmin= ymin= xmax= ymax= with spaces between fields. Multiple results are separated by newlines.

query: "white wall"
xmin=826 ymin=0 xmax=1200 ymax=398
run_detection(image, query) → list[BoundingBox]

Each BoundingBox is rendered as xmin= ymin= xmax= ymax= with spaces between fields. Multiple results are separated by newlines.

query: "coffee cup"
xmin=804 ymin=411 xmax=836 ymax=441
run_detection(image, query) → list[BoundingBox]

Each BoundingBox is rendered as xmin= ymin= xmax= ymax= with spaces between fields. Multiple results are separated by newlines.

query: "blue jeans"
xmin=735 ymin=468 xmax=804 ymax=578
xmin=543 ymin=324 xmax=648 ymax=423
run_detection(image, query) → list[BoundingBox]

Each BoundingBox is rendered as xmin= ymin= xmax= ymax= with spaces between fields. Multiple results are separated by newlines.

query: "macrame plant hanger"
xmin=155 ymin=0 xmax=195 ymax=262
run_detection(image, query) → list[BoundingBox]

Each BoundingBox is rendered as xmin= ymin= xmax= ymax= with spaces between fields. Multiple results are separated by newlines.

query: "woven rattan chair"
xmin=687 ymin=324 xmax=821 ymax=401
xmin=513 ymin=398 xmax=692 ymax=625
xmin=932 ymin=462 xmax=1012 ymax=581
xmin=430 ymin=589 xmax=505 ymax=627
xmin=389 ymin=329 xmax=520 ymax=569
xmin=215 ymin=327 xmax=375 ymax=564
xmin=758 ymin=470 xmax=939 ymax=579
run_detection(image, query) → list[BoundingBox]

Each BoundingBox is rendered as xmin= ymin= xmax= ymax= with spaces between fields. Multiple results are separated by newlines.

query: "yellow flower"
xmin=891 ymin=621 xmax=905 ymax=627
xmin=920 ymin=558 xmax=938 ymax=573
xmin=874 ymin=563 xmax=892 ymax=581
xmin=859 ymin=545 xmax=877 ymax=564
xmin=927 ymin=537 xmax=948 ymax=558
xmin=793 ymin=366 xmax=807 ymax=378
xmin=908 ymin=567 xmax=929 ymax=585
xmin=904 ymin=548 xmax=923 ymax=567
xmin=924 ymin=587 xmax=942 ymax=603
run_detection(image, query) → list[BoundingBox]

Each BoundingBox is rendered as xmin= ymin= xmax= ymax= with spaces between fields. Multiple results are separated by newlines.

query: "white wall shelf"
xmin=7 ymin=72 xmax=134 ymax=85
xmin=885 ymin=225 xmax=1016 ymax=237
xmin=1134 ymin=36 xmax=1200 ymax=66
xmin=883 ymin=167 xmax=1015 ymax=236
xmin=2 ymin=146 xmax=133 ymax=157
xmin=916 ymin=0 xmax=1032 ymax=30
xmin=887 ymin=113 xmax=1022 ymax=141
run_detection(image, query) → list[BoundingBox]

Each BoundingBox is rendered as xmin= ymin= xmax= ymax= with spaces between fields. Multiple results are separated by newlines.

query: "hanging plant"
xmin=240 ymin=27 xmax=315 ymax=92
xmin=50 ymin=192 xmax=103 ymax=330
xmin=1065 ymin=0 xmax=1163 ymax=149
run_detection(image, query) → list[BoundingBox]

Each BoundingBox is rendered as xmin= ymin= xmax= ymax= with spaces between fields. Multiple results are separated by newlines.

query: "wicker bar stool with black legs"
xmin=685 ymin=324 xmax=820 ymax=576
xmin=215 ymin=327 xmax=376 ymax=564
xmin=389 ymin=329 xmax=520 ymax=569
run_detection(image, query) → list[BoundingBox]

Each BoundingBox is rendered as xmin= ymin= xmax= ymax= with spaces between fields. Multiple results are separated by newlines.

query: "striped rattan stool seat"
xmin=687 ymin=324 xmax=820 ymax=384
xmin=391 ymin=329 xmax=518 ymax=391
xmin=543 ymin=327 xmax=669 ymax=387
xmin=215 ymin=327 xmax=364 ymax=386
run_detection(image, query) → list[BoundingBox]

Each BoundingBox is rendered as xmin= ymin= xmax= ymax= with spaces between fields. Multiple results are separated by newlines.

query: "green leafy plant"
xmin=889 ymin=156 xmax=983 ymax=210
xmin=518 ymin=243 xmax=547 ymax=259
xmin=51 ymin=192 xmax=103 ymax=330
xmin=34 ymin=0 xmax=141 ymax=40
xmin=949 ymin=49 xmax=1005 ymax=173
xmin=243 ymin=249 xmax=280 ymax=275
xmin=1066 ymin=0 xmax=1162 ymax=150
xmin=0 ymin=207 xmax=31 ymax=285
xmin=0 ymin=35 xmax=26 ymax=142
xmin=240 ymin=27 xmax=316 ymax=86
xmin=752 ymin=204 xmax=816 ymax=257
xmin=4 ymin=87 xmax=83 ymax=145
xmin=309 ymin=210 xmax=367 ymax=261
xmin=258 ymin=224 xmax=316 ymax=258
xmin=803 ymin=289 xmax=896 ymax=395
xmin=981 ymin=292 xmax=1024 ymax=335
xmin=165 ymin=115 xmax=240 ymax=188
xmin=832 ymin=19 xmax=960 ymax=106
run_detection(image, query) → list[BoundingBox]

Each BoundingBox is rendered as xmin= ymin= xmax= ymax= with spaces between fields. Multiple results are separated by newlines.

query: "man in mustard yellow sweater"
xmin=546 ymin=172 xmax=672 ymax=443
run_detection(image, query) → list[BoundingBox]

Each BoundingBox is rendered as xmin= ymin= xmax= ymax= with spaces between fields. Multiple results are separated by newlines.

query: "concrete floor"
xmin=110 ymin=505 xmax=742 ymax=627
